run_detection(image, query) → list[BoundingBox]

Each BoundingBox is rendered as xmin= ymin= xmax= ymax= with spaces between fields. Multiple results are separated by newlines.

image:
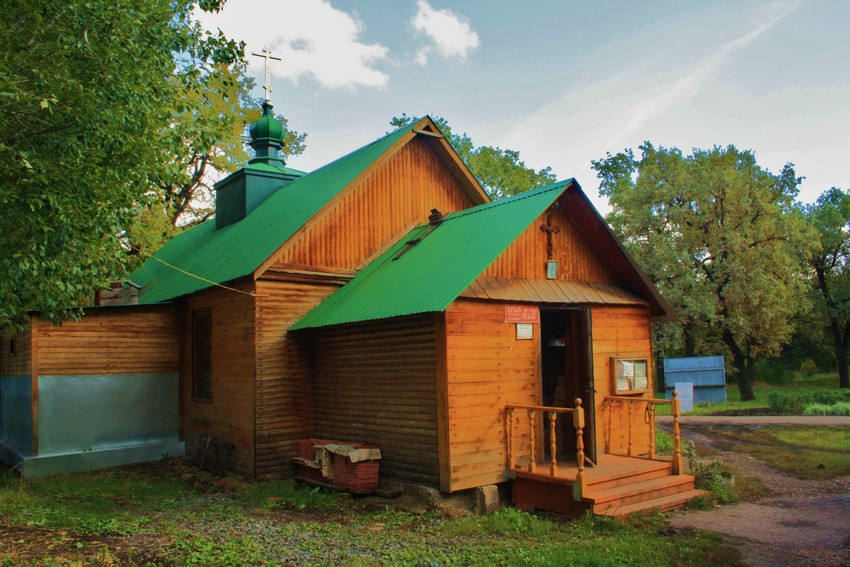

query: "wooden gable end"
xmin=482 ymin=184 xmax=668 ymax=314
xmin=262 ymin=133 xmax=487 ymax=275
xmin=483 ymin=190 xmax=618 ymax=285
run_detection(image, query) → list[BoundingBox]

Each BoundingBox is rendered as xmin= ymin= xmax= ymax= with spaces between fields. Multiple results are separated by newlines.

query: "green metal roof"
xmin=131 ymin=123 xmax=416 ymax=304
xmin=291 ymin=180 xmax=576 ymax=330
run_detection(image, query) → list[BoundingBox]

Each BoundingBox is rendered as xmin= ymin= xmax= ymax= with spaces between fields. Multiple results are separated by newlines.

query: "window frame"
xmin=610 ymin=355 xmax=650 ymax=395
xmin=192 ymin=308 xmax=213 ymax=402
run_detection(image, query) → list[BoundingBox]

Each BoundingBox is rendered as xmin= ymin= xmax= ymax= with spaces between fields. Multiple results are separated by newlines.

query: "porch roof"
xmin=460 ymin=276 xmax=649 ymax=306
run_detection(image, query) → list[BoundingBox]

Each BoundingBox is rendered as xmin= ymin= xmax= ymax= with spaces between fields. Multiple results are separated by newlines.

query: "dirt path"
xmin=664 ymin=423 xmax=850 ymax=567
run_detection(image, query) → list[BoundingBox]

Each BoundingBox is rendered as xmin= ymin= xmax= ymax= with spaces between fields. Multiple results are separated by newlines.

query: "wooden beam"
xmin=435 ymin=312 xmax=452 ymax=493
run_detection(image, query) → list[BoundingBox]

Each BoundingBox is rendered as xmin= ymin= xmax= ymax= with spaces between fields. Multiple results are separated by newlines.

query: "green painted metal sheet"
xmin=131 ymin=124 xmax=415 ymax=304
xmin=292 ymin=180 xmax=576 ymax=330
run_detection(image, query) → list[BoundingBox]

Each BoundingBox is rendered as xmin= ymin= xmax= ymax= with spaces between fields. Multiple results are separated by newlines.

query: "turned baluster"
xmin=549 ymin=411 xmax=558 ymax=476
xmin=573 ymin=398 xmax=587 ymax=501
xmin=627 ymin=400 xmax=633 ymax=456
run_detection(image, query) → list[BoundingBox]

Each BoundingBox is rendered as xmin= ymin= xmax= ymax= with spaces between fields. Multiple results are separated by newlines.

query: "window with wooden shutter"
xmin=192 ymin=308 xmax=212 ymax=401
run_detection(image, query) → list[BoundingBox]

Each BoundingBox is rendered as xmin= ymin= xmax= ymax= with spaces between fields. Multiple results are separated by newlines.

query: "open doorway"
xmin=540 ymin=308 xmax=595 ymax=462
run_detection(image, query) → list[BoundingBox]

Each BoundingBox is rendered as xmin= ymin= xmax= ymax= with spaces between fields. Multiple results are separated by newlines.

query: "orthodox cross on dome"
xmin=540 ymin=213 xmax=560 ymax=260
xmin=251 ymin=48 xmax=282 ymax=102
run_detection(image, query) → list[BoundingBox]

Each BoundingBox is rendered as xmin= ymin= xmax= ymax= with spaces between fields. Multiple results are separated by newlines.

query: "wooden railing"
xmin=505 ymin=398 xmax=588 ymax=500
xmin=603 ymin=391 xmax=682 ymax=474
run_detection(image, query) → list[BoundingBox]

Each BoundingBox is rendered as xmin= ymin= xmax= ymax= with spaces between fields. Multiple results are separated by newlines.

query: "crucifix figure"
xmin=540 ymin=213 xmax=560 ymax=260
xmin=251 ymin=48 xmax=282 ymax=102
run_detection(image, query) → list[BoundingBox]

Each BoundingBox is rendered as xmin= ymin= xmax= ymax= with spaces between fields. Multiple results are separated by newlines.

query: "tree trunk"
xmin=683 ymin=323 xmax=697 ymax=357
xmin=840 ymin=323 xmax=850 ymax=389
xmin=815 ymin=266 xmax=850 ymax=389
xmin=740 ymin=356 xmax=756 ymax=401
xmin=723 ymin=330 xmax=756 ymax=401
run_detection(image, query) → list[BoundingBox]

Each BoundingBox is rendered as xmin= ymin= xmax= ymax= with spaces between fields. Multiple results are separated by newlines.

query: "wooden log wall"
xmin=590 ymin=306 xmax=654 ymax=456
xmin=443 ymin=299 xmax=539 ymax=492
xmin=35 ymin=307 xmax=179 ymax=376
xmin=253 ymin=279 xmax=341 ymax=479
xmin=0 ymin=326 xmax=32 ymax=377
xmin=271 ymin=136 xmax=482 ymax=273
xmin=307 ymin=314 xmax=440 ymax=486
xmin=182 ymin=284 xmax=256 ymax=478
xmin=483 ymin=200 xmax=618 ymax=284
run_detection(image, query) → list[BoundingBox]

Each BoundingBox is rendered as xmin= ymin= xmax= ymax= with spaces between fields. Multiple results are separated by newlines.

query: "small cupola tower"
xmin=248 ymin=101 xmax=286 ymax=168
xmin=215 ymin=48 xmax=302 ymax=230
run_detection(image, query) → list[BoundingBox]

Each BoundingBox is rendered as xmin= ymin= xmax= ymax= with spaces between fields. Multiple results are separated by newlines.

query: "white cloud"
xmin=196 ymin=0 xmax=389 ymax=90
xmin=411 ymin=0 xmax=480 ymax=64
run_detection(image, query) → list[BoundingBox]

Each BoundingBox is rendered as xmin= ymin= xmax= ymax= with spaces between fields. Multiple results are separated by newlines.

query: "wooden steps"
xmin=511 ymin=455 xmax=708 ymax=518
xmin=587 ymin=474 xmax=707 ymax=517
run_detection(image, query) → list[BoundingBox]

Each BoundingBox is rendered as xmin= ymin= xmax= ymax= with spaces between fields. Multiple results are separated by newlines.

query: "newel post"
xmin=671 ymin=391 xmax=682 ymax=475
xmin=572 ymin=398 xmax=587 ymax=501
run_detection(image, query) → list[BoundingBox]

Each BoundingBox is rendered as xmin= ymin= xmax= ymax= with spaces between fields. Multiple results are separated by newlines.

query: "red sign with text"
xmin=505 ymin=305 xmax=540 ymax=323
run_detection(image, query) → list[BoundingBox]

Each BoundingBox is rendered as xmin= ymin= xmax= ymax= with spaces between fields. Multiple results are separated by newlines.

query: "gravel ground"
xmin=665 ymin=424 xmax=850 ymax=567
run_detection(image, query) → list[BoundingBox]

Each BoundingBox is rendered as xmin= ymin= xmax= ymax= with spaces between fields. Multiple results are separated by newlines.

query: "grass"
xmin=655 ymin=371 xmax=848 ymax=416
xmin=701 ymin=425 xmax=850 ymax=481
xmin=0 ymin=460 xmax=746 ymax=566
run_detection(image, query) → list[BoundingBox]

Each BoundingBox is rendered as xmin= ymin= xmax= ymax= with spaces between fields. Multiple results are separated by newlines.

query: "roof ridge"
xmin=441 ymin=179 xmax=573 ymax=222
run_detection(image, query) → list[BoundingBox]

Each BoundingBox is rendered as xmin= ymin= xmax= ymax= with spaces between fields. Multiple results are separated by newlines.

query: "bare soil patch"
xmin=667 ymin=423 xmax=850 ymax=567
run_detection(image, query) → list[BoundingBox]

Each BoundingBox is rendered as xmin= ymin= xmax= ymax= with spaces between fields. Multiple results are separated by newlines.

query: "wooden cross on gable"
xmin=251 ymin=48 xmax=282 ymax=102
xmin=540 ymin=213 xmax=560 ymax=260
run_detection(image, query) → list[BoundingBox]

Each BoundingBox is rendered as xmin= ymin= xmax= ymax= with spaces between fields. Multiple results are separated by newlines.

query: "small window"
xmin=192 ymin=308 xmax=212 ymax=401
xmin=611 ymin=356 xmax=650 ymax=394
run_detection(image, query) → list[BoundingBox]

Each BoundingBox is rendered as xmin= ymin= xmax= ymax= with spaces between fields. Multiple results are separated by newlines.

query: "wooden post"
xmin=648 ymin=402 xmax=656 ymax=460
xmin=572 ymin=398 xmax=587 ymax=501
xmin=627 ymin=400 xmax=633 ymax=457
xmin=671 ymin=391 xmax=682 ymax=474
xmin=605 ymin=399 xmax=612 ymax=454
xmin=528 ymin=409 xmax=536 ymax=473
xmin=506 ymin=407 xmax=515 ymax=470
xmin=548 ymin=411 xmax=557 ymax=476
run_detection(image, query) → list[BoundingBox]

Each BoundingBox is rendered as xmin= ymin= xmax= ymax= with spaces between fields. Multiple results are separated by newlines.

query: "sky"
xmin=197 ymin=0 xmax=850 ymax=212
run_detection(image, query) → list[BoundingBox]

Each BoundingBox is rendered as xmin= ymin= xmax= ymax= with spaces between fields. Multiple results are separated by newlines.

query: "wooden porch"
xmin=506 ymin=395 xmax=708 ymax=518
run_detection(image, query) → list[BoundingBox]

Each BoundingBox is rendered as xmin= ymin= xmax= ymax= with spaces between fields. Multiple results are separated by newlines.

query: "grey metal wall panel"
xmin=38 ymin=373 xmax=179 ymax=456
xmin=665 ymin=385 xmax=727 ymax=404
xmin=0 ymin=376 xmax=32 ymax=455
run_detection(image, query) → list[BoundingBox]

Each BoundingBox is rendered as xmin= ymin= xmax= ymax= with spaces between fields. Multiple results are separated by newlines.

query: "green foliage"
xmin=655 ymin=428 xmax=674 ymax=455
xmin=0 ymin=467 xmax=188 ymax=535
xmin=802 ymin=402 xmax=850 ymax=416
xmin=390 ymin=113 xmax=557 ymax=198
xmin=593 ymin=143 xmax=816 ymax=400
xmin=168 ymin=534 xmax=267 ymax=566
xmin=767 ymin=392 xmax=806 ymax=415
xmin=753 ymin=358 xmax=795 ymax=385
xmin=0 ymin=0 xmax=302 ymax=328
xmin=804 ymin=187 xmax=850 ymax=388
xmin=1 ymin=463 xmax=745 ymax=566
xmin=705 ymin=426 xmax=850 ymax=480
xmin=236 ymin=480 xmax=342 ymax=512
xmin=798 ymin=358 xmax=819 ymax=375
xmin=769 ymin=389 xmax=850 ymax=415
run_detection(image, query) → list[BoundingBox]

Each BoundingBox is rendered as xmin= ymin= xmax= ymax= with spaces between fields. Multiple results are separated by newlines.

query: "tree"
xmin=390 ymin=114 xmax=556 ymax=198
xmin=593 ymin=144 xmax=815 ymax=400
xmin=0 ymin=0 xmax=271 ymax=328
xmin=805 ymin=188 xmax=850 ymax=388
xmin=154 ymin=64 xmax=306 ymax=230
